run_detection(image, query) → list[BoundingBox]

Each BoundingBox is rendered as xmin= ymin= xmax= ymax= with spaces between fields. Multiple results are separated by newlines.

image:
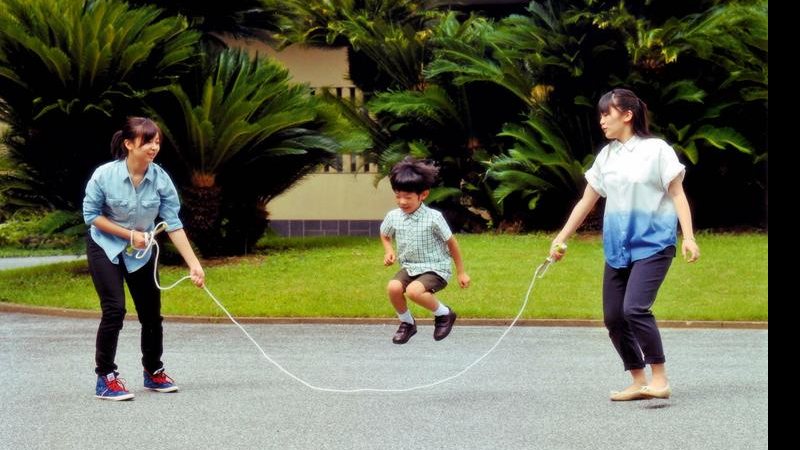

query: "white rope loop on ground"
xmin=145 ymin=222 xmax=556 ymax=393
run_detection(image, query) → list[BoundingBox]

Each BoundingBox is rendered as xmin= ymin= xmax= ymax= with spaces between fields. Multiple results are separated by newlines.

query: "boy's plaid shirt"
xmin=380 ymin=203 xmax=453 ymax=280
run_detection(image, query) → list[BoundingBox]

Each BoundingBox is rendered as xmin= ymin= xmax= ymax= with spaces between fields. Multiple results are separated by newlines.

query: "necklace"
xmin=126 ymin=159 xmax=145 ymax=188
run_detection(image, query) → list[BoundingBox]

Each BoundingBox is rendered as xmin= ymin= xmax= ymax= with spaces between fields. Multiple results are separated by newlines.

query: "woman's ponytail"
xmin=110 ymin=130 xmax=126 ymax=160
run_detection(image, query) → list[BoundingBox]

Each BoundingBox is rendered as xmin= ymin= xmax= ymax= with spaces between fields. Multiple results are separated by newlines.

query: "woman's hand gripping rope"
xmin=127 ymin=222 xmax=169 ymax=259
xmin=538 ymin=242 xmax=567 ymax=278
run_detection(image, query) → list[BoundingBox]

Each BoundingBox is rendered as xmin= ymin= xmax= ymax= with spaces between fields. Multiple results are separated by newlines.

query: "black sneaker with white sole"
xmin=392 ymin=322 xmax=417 ymax=344
xmin=433 ymin=308 xmax=457 ymax=341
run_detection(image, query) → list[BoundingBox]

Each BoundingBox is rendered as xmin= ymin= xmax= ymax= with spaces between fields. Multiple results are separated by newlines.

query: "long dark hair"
xmin=597 ymin=88 xmax=651 ymax=137
xmin=110 ymin=117 xmax=162 ymax=160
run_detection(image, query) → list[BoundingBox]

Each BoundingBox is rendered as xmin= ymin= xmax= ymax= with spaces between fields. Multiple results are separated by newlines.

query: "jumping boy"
xmin=380 ymin=157 xmax=471 ymax=344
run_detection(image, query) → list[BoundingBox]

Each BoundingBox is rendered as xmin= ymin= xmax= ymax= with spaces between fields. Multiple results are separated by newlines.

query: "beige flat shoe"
xmin=609 ymin=386 xmax=647 ymax=401
xmin=640 ymin=384 xmax=672 ymax=399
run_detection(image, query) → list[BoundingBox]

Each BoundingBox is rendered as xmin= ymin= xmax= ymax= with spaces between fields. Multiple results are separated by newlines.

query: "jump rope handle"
xmin=538 ymin=242 xmax=567 ymax=278
xmin=126 ymin=221 xmax=169 ymax=257
xmin=546 ymin=242 xmax=568 ymax=263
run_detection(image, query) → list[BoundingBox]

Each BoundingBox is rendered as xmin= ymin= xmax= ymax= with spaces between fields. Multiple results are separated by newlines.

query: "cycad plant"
xmin=128 ymin=0 xmax=282 ymax=48
xmin=272 ymin=0 xmax=426 ymax=46
xmin=150 ymin=49 xmax=369 ymax=255
xmin=433 ymin=0 xmax=767 ymax=228
xmin=578 ymin=0 xmax=768 ymax=227
xmin=363 ymin=12 xmax=536 ymax=231
xmin=0 ymin=0 xmax=199 ymax=211
xmin=579 ymin=0 xmax=766 ymax=162
xmin=424 ymin=1 xmax=613 ymax=228
xmin=269 ymin=0 xmax=434 ymax=93
xmin=487 ymin=114 xmax=591 ymax=218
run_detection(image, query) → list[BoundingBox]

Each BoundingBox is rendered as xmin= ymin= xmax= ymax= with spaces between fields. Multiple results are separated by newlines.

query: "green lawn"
xmin=0 ymin=233 xmax=767 ymax=321
xmin=0 ymin=246 xmax=85 ymax=257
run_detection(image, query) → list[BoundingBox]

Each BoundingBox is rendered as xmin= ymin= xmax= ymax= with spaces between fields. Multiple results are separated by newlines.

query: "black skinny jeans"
xmin=602 ymin=246 xmax=675 ymax=371
xmin=87 ymin=235 xmax=163 ymax=376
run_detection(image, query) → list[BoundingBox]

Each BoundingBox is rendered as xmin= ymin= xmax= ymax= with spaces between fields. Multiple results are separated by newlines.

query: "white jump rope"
xmin=136 ymin=222 xmax=566 ymax=393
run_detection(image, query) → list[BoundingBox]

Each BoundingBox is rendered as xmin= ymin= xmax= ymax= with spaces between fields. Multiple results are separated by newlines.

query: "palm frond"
xmin=0 ymin=0 xmax=200 ymax=209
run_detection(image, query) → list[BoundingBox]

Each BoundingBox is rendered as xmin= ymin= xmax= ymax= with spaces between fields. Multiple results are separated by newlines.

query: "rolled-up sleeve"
xmin=83 ymin=173 xmax=104 ymax=225
xmin=658 ymin=143 xmax=685 ymax=190
xmin=584 ymin=150 xmax=607 ymax=198
xmin=157 ymin=175 xmax=183 ymax=231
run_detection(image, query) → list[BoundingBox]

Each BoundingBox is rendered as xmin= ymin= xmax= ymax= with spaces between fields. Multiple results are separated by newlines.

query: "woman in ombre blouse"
xmin=549 ymin=89 xmax=700 ymax=401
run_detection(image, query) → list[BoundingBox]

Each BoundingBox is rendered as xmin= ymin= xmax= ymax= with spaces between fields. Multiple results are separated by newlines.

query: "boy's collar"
xmin=403 ymin=203 xmax=427 ymax=219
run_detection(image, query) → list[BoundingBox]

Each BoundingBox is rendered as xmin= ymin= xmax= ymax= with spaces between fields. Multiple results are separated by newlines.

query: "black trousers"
xmin=602 ymin=246 xmax=675 ymax=371
xmin=87 ymin=235 xmax=163 ymax=375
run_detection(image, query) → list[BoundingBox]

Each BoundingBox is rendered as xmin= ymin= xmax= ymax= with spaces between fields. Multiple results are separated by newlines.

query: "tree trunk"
xmin=181 ymin=173 xmax=223 ymax=256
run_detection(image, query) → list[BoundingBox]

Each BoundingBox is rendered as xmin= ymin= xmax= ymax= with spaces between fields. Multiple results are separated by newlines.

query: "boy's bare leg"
xmin=388 ymin=280 xmax=409 ymax=313
xmin=404 ymin=281 xmax=439 ymax=311
xmin=388 ymin=279 xmax=417 ymax=343
xmin=407 ymin=280 xmax=456 ymax=341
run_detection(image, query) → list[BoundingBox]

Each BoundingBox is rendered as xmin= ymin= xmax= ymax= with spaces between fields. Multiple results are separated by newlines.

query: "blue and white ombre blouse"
xmin=585 ymin=136 xmax=685 ymax=269
xmin=83 ymin=159 xmax=183 ymax=272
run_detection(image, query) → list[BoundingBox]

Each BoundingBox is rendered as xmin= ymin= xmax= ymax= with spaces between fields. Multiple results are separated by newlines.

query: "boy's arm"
xmin=381 ymin=234 xmax=396 ymax=266
xmin=447 ymin=236 xmax=470 ymax=288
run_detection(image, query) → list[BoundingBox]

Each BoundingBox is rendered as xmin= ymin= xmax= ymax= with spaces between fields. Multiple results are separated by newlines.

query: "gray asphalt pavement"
xmin=0 ymin=255 xmax=86 ymax=271
xmin=0 ymin=313 xmax=767 ymax=450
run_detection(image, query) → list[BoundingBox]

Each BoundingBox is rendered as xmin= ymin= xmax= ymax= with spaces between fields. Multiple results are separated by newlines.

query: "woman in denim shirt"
xmin=83 ymin=117 xmax=204 ymax=401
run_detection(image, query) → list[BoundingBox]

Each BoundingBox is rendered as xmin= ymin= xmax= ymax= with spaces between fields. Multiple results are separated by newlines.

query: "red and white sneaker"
xmin=143 ymin=368 xmax=179 ymax=393
xmin=95 ymin=372 xmax=135 ymax=401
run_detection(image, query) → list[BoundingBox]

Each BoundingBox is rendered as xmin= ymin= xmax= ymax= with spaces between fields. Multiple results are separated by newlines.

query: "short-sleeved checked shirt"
xmin=380 ymin=203 xmax=454 ymax=280
xmin=585 ymin=136 xmax=685 ymax=269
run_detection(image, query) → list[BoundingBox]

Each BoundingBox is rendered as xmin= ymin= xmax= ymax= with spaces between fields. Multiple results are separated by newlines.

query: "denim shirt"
xmin=83 ymin=159 xmax=183 ymax=272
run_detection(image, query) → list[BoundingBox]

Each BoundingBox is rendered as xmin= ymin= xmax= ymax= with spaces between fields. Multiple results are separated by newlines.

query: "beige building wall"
xmin=224 ymin=37 xmax=392 ymax=234
xmin=268 ymin=173 xmax=395 ymax=220
xmin=223 ymin=37 xmax=351 ymax=87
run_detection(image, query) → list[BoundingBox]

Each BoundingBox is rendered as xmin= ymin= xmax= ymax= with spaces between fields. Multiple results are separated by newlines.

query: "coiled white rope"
xmin=142 ymin=222 xmax=560 ymax=393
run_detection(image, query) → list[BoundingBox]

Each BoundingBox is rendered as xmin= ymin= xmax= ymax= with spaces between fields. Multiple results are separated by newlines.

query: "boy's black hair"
xmin=389 ymin=156 xmax=439 ymax=193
